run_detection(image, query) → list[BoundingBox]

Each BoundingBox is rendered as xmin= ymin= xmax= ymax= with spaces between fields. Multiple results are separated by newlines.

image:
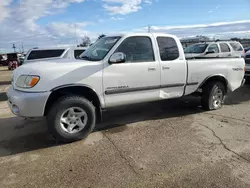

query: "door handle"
xmin=162 ymin=66 xmax=170 ymax=70
xmin=148 ymin=67 xmax=156 ymax=71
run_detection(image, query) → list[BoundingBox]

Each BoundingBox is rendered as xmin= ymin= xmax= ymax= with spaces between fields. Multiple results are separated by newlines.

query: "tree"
xmin=231 ymin=37 xmax=240 ymax=41
xmin=97 ymin=34 xmax=106 ymax=40
xmin=196 ymin=35 xmax=210 ymax=42
xmin=78 ymin=36 xmax=91 ymax=47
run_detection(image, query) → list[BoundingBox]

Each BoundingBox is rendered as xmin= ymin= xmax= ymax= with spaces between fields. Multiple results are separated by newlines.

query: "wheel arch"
xmin=44 ymin=84 xmax=103 ymax=121
xmin=199 ymin=74 xmax=229 ymax=92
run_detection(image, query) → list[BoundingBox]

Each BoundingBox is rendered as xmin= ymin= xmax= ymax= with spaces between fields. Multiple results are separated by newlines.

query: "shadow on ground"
xmin=0 ymin=86 xmax=249 ymax=157
xmin=225 ymin=84 xmax=250 ymax=105
xmin=0 ymin=97 xmax=202 ymax=157
xmin=0 ymin=92 xmax=7 ymax=102
xmin=0 ymin=117 xmax=58 ymax=157
xmin=0 ymin=81 xmax=10 ymax=86
xmin=97 ymin=96 xmax=202 ymax=131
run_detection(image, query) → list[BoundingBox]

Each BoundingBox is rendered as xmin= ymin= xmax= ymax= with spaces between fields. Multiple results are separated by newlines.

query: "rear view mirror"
xmin=109 ymin=52 xmax=126 ymax=64
xmin=206 ymin=50 xmax=215 ymax=54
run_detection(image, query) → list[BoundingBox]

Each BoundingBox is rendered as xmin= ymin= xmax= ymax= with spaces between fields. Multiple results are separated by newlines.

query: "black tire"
xmin=47 ymin=95 xmax=96 ymax=143
xmin=201 ymin=81 xmax=226 ymax=111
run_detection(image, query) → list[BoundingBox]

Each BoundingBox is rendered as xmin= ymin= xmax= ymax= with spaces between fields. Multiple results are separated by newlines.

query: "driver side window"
xmin=115 ymin=36 xmax=155 ymax=63
xmin=208 ymin=44 xmax=219 ymax=53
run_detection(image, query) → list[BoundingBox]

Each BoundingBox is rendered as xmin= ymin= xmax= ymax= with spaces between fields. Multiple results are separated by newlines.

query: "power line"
xmin=12 ymin=44 xmax=16 ymax=52
xmin=148 ymin=25 xmax=151 ymax=33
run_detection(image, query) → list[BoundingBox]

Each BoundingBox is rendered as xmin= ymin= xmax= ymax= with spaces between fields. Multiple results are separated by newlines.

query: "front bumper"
xmin=7 ymin=86 xmax=51 ymax=117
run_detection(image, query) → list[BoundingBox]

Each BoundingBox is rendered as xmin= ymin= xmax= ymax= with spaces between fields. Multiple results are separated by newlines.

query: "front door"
xmin=155 ymin=35 xmax=187 ymax=99
xmin=206 ymin=44 xmax=220 ymax=58
xmin=103 ymin=35 xmax=161 ymax=108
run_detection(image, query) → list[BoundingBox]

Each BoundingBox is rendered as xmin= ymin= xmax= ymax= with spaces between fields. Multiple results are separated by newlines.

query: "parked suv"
xmin=184 ymin=41 xmax=244 ymax=59
xmin=23 ymin=47 xmax=87 ymax=64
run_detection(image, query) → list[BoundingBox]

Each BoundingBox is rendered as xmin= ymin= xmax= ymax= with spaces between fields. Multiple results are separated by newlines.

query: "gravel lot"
xmin=1 ymin=67 xmax=250 ymax=188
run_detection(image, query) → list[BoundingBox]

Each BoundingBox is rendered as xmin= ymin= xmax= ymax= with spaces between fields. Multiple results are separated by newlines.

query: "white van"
xmin=23 ymin=47 xmax=87 ymax=64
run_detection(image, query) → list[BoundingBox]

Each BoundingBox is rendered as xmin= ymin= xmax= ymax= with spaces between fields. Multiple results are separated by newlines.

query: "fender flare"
xmin=50 ymin=83 xmax=104 ymax=108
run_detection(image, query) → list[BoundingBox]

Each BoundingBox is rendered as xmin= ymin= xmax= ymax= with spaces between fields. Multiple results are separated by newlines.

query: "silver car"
xmin=184 ymin=41 xmax=244 ymax=59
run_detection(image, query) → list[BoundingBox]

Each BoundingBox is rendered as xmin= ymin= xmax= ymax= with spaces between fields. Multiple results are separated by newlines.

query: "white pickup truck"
xmin=7 ymin=33 xmax=245 ymax=143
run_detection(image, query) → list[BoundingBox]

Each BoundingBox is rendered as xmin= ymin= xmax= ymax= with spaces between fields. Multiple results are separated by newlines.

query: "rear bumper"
xmin=7 ymin=86 xmax=50 ymax=117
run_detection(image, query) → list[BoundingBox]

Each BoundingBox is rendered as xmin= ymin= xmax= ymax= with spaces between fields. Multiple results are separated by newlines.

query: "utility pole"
xmin=74 ymin=23 xmax=77 ymax=46
xmin=19 ymin=44 xmax=21 ymax=53
xmin=12 ymin=44 xmax=16 ymax=52
xmin=148 ymin=25 xmax=151 ymax=33
xmin=21 ymin=42 xmax=24 ymax=53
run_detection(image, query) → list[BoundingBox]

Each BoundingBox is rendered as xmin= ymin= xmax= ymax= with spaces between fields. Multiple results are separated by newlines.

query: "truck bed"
xmin=185 ymin=57 xmax=245 ymax=95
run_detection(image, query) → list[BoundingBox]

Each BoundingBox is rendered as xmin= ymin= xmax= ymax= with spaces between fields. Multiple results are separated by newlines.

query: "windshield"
xmin=79 ymin=36 xmax=121 ymax=61
xmin=184 ymin=44 xmax=208 ymax=53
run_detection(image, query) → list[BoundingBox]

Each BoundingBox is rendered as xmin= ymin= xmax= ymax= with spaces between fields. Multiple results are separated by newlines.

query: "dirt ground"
xmin=1 ymin=67 xmax=250 ymax=188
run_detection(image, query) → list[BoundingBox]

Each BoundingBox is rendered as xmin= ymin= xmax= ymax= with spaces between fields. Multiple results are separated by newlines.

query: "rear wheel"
xmin=201 ymin=81 xmax=226 ymax=110
xmin=47 ymin=95 xmax=96 ymax=143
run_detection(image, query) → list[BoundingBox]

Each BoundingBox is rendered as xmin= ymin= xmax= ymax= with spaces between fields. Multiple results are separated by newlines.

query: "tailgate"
xmin=227 ymin=58 xmax=245 ymax=91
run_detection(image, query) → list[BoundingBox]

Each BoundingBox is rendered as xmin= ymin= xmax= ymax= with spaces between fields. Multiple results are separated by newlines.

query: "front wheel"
xmin=201 ymin=81 xmax=226 ymax=110
xmin=47 ymin=95 xmax=96 ymax=143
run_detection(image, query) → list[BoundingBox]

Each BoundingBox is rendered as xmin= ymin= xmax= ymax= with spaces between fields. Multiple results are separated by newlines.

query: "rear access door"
xmin=153 ymin=34 xmax=187 ymax=99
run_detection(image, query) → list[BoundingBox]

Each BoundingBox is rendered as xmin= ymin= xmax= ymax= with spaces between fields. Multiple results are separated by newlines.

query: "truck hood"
xmin=13 ymin=59 xmax=103 ymax=92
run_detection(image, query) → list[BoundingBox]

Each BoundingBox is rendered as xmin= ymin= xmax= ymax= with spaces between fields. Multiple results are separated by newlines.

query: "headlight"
xmin=16 ymin=75 xmax=40 ymax=88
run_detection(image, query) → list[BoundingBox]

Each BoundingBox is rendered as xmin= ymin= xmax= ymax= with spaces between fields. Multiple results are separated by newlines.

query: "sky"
xmin=0 ymin=0 xmax=250 ymax=53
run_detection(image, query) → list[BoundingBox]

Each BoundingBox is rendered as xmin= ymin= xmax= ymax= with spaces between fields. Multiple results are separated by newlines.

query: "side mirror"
xmin=206 ymin=50 xmax=215 ymax=54
xmin=109 ymin=52 xmax=126 ymax=64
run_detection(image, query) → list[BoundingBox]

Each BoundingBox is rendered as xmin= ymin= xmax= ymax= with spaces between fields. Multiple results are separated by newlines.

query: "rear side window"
xmin=74 ymin=49 xmax=85 ymax=59
xmin=219 ymin=43 xmax=231 ymax=52
xmin=157 ymin=37 xmax=179 ymax=61
xmin=27 ymin=49 xmax=65 ymax=60
xmin=229 ymin=42 xmax=243 ymax=51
